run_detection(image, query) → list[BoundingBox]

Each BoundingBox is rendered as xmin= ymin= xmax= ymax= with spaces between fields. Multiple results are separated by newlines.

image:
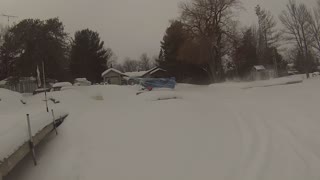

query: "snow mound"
xmin=60 ymin=86 xmax=76 ymax=91
xmin=0 ymin=110 xmax=68 ymax=161
xmin=91 ymin=92 xmax=104 ymax=101
xmin=52 ymin=82 xmax=72 ymax=88
xmin=5 ymin=79 xmax=320 ymax=180
xmin=139 ymin=90 xmax=182 ymax=101
xmin=74 ymin=78 xmax=91 ymax=86
xmin=243 ymin=76 xmax=303 ymax=89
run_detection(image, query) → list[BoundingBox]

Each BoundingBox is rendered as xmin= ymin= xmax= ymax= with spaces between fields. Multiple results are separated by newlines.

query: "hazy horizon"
xmin=0 ymin=0 xmax=315 ymax=62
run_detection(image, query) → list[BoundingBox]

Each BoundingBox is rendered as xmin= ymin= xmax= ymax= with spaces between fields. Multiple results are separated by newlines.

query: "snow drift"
xmin=4 ymin=77 xmax=320 ymax=180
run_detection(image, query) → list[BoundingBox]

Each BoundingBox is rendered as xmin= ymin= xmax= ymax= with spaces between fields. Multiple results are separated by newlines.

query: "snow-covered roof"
xmin=141 ymin=67 xmax=167 ymax=77
xmin=0 ymin=79 xmax=7 ymax=86
xmin=75 ymin=78 xmax=89 ymax=82
xmin=253 ymin=65 xmax=266 ymax=71
xmin=124 ymin=71 xmax=148 ymax=78
xmin=52 ymin=82 xmax=72 ymax=88
xmin=150 ymin=68 xmax=166 ymax=75
xmin=101 ymin=68 xmax=127 ymax=77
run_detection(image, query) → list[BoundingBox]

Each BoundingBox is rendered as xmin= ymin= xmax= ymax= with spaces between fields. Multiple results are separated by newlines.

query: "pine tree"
xmin=70 ymin=29 xmax=113 ymax=83
xmin=235 ymin=29 xmax=258 ymax=77
xmin=0 ymin=18 xmax=69 ymax=81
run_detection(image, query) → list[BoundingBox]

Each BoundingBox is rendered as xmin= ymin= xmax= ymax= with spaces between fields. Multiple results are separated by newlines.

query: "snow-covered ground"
xmin=0 ymin=89 xmax=67 ymax=161
xmin=3 ymin=75 xmax=320 ymax=180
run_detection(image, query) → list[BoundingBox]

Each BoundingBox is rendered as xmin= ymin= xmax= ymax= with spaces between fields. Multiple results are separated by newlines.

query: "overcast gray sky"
xmin=0 ymin=0 xmax=315 ymax=61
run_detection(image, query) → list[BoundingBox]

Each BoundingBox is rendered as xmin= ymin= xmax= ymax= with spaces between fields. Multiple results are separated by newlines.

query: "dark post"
xmin=51 ymin=109 xmax=58 ymax=135
xmin=42 ymin=61 xmax=49 ymax=112
xmin=27 ymin=114 xmax=37 ymax=166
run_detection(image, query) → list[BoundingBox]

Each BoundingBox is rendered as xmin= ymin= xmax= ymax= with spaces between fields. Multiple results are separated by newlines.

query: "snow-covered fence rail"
xmin=0 ymin=113 xmax=68 ymax=179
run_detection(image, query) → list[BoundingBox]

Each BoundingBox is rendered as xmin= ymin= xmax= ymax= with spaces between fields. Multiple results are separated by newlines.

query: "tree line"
xmin=113 ymin=53 xmax=156 ymax=73
xmin=1 ymin=0 xmax=320 ymax=85
xmin=157 ymin=0 xmax=320 ymax=84
xmin=0 ymin=18 xmax=155 ymax=84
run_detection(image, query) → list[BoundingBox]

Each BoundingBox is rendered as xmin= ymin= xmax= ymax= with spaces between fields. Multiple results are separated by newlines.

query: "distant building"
xmin=124 ymin=71 xmax=148 ymax=85
xmin=141 ymin=67 xmax=168 ymax=78
xmin=251 ymin=65 xmax=268 ymax=81
xmin=101 ymin=68 xmax=128 ymax=85
xmin=124 ymin=67 xmax=169 ymax=85
xmin=287 ymin=63 xmax=299 ymax=75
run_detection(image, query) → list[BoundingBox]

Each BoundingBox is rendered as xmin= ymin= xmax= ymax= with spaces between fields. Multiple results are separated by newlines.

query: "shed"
xmin=251 ymin=65 xmax=268 ymax=81
xmin=101 ymin=68 xmax=128 ymax=85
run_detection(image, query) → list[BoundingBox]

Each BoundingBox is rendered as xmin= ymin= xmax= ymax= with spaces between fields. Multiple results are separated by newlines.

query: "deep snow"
xmin=3 ymin=76 xmax=320 ymax=180
xmin=0 ymin=88 xmax=67 ymax=160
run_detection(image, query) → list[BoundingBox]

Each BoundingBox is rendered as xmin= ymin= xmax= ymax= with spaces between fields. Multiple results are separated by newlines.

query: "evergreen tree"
xmin=0 ymin=18 xmax=69 ymax=81
xmin=234 ymin=29 xmax=258 ymax=77
xmin=160 ymin=21 xmax=188 ymax=81
xmin=70 ymin=29 xmax=113 ymax=83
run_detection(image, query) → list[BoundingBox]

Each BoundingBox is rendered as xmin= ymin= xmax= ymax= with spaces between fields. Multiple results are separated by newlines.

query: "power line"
xmin=1 ymin=13 xmax=18 ymax=26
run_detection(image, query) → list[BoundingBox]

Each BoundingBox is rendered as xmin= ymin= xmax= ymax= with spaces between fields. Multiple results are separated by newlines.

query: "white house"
xmin=101 ymin=68 xmax=128 ymax=85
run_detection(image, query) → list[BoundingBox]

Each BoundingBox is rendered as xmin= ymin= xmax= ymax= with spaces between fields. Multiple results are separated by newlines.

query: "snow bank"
xmin=6 ymin=79 xmax=320 ymax=180
xmin=74 ymin=78 xmax=91 ymax=86
xmin=0 ymin=88 xmax=69 ymax=162
xmin=0 ymin=110 xmax=68 ymax=161
xmin=52 ymin=82 xmax=72 ymax=88
xmin=138 ymin=90 xmax=182 ymax=101
xmin=243 ymin=75 xmax=304 ymax=89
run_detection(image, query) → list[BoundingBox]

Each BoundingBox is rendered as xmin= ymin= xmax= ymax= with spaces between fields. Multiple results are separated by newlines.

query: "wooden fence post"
xmin=26 ymin=114 xmax=37 ymax=166
xmin=51 ymin=110 xmax=58 ymax=135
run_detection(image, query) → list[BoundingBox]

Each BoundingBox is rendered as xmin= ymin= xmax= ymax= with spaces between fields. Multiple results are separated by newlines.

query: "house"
xmin=124 ymin=67 xmax=169 ymax=85
xmin=124 ymin=71 xmax=148 ymax=85
xmin=251 ymin=65 xmax=268 ymax=81
xmin=141 ymin=67 xmax=168 ymax=78
xmin=101 ymin=68 xmax=128 ymax=85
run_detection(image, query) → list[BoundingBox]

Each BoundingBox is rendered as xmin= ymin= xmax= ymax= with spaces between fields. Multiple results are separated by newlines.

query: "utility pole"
xmin=1 ymin=13 xmax=18 ymax=27
xmin=42 ymin=61 xmax=49 ymax=112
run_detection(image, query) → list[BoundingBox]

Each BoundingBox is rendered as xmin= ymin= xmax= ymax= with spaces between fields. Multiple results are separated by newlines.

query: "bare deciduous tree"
xmin=139 ymin=53 xmax=151 ymax=71
xmin=179 ymin=0 xmax=241 ymax=82
xmin=307 ymin=0 xmax=320 ymax=57
xmin=279 ymin=0 xmax=313 ymax=78
xmin=122 ymin=58 xmax=140 ymax=72
xmin=256 ymin=5 xmax=280 ymax=50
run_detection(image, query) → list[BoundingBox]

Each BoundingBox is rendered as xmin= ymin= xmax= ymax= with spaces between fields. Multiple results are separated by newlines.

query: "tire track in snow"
xmin=247 ymin=99 xmax=320 ymax=179
xmin=264 ymin=112 xmax=320 ymax=178
xmin=224 ymin=101 xmax=273 ymax=180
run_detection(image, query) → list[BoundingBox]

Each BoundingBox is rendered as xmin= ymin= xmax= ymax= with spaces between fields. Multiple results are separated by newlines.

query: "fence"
xmin=2 ymin=80 xmax=38 ymax=94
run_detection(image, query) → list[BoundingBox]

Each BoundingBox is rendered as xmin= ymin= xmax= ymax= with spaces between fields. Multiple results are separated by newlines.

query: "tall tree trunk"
xmin=301 ymin=25 xmax=310 ymax=78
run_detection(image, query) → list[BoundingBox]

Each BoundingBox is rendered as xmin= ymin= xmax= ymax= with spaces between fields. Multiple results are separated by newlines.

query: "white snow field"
xmin=0 ymin=88 xmax=67 ymax=161
xmin=3 ymin=75 xmax=320 ymax=180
